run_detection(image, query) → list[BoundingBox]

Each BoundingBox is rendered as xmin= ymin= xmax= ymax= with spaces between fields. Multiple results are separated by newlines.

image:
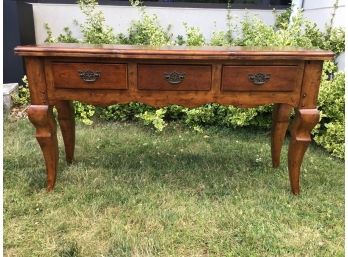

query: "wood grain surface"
xmin=52 ymin=62 xmax=128 ymax=90
xmin=221 ymin=65 xmax=299 ymax=91
xmin=15 ymin=43 xmax=334 ymax=60
xmin=138 ymin=64 xmax=211 ymax=91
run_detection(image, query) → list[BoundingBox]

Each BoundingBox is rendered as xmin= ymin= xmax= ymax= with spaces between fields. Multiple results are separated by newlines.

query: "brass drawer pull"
xmin=164 ymin=71 xmax=185 ymax=85
xmin=248 ymin=73 xmax=271 ymax=85
xmin=78 ymin=70 xmax=101 ymax=82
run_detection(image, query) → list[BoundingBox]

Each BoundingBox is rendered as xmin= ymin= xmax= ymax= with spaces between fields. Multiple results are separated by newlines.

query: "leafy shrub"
xmin=12 ymin=76 xmax=30 ymax=106
xmin=57 ymin=27 xmax=80 ymax=43
xmin=210 ymin=30 xmax=230 ymax=46
xmin=73 ymin=102 xmax=96 ymax=125
xmin=136 ymin=109 xmax=167 ymax=131
xmin=318 ymin=65 xmax=344 ymax=122
xmin=163 ymin=105 xmax=186 ymax=121
xmin=237 ymin=11 xmax=316 ymax=48
xmin=274 ymin=6 xmax=292 ymax=30
xmin=323 ymin=27 xmax=345 ymax=55
xmin=314 ymin=121 xmax=344 ymax=158
xmin=121 ymin=13 xmax=172 ymax=46
xmin=237 ymin=15 xmax=278 ymax=47
xmin=210 ymin=5 xmax=235 ymax=46
xmin=99 ymin=103 xmax=154 ymax=122
xmin=183 ymin=105 xmax=218 ymax=127
xmin=44 ymin=24 xmax=79 ymax=43
xmin=118 ymin=6 xmax=172 ymax=46
xmin=77 ymin=0 xmax=117 ymax=44
xmin=313 ymin=64 xmax=345 ymax=158
xmin=179 ymin=23 xmax=205 ymax=46
xmin=44 ymin=23 xmax=56 ymax=43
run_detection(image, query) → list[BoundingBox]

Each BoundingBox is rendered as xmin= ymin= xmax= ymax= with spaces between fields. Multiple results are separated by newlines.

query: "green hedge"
xmin=15 ymin=0 xmax=345 ymax=158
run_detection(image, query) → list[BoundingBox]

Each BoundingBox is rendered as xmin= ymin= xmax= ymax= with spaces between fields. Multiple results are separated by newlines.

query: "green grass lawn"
xmin=3 ymin=118 xmax=344 ymax=257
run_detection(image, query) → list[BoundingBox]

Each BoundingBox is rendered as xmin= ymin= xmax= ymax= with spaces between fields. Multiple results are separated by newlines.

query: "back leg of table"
xmin=56 ymin=101 xmax=75 ymax=164
xmin=271 ymin=103 xmax=291 ymax=168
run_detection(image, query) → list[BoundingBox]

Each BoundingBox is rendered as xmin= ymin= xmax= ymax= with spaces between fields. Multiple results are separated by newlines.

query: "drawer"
xmin=51 ymin=62 xmax=128 ymax=90
xmin=221 ymin=66 xmax=299 ymax=92
xmin=137 ymin=64 xmax=211 ymax=91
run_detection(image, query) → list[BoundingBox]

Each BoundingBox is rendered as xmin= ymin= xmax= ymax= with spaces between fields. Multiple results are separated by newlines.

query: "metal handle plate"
xmin=248 ymin=73 xmax=271 ymax=85
xmin=164 ymin=71 xmax=185 ymax=85
xmin=78 ymin=70 xmax=101 ymax=82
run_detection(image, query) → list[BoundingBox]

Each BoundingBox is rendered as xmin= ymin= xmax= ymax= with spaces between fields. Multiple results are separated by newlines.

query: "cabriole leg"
xmin=271 ymin=103 xmax=291 ymax=168
xmin=288 ymin=109 xmax=320 ymax=194
xmin=56 ymin=101 xmax=75 ymax=164
xmin=28 ymin=105 xmax=59 ymax=191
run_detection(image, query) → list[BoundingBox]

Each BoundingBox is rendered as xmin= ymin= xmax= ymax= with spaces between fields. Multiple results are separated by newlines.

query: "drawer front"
xmin=221 ymin=66 xmax=299 ymax=92
xmin=138 ymin=64 xmax=211 ymax=91
xmin=52 ymin=62 xmax=128 ymax=90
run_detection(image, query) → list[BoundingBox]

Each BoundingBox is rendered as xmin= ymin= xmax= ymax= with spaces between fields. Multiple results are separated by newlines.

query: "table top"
xmin=15 ymin=43 xmax=334 ymax=60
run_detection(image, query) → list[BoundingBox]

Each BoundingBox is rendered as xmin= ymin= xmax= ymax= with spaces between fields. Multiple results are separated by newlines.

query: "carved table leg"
xmin=56 ymin=101 xmax=75 ymax=164
xmin=271 ymin=104 xmax=291 ymax=168
xmin=28 ymin=105 xmax=59 ymax=191
xmin=288 ymin=109 xmax=320 ymax=194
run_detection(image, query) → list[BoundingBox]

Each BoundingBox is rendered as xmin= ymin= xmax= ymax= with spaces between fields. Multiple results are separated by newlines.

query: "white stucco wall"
xmin=302 ymin=0 xmax=346 ymax=29
xmin=32 ymin=4 xmax=279 ymax=44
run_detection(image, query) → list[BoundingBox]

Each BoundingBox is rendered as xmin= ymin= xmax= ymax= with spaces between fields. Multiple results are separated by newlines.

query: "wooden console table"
xmin=15 ymin=43 xmax=333 ymax=194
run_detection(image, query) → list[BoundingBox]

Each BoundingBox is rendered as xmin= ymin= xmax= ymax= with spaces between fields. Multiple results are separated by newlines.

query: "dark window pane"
xmin=269 ymin=0 xmax=291 ymax=5
xmin=113 ymin=0 xmax=290 ymax=8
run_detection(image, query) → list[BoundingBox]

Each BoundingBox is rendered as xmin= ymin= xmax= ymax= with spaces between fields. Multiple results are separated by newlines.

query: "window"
xmin=112 ymin=0 xmax=291 ymax=9
xmin=32 ymin=0 xmax=291 ymax=9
